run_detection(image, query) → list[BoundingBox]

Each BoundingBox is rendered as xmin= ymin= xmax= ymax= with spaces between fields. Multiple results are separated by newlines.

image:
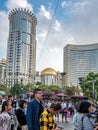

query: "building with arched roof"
xmin=41 ymin=68 xmax=57 ymax=85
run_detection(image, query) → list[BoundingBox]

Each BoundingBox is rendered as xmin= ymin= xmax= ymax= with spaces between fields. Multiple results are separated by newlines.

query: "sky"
xmin=0 ymin=0 xmax=98 ymax=72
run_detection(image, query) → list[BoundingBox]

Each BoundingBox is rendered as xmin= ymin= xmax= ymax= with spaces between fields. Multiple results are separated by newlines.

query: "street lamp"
xmin=60 ymin=72 xmax=66 ymax=100
xmin=88 ymin=79 xmax=96 ymax=99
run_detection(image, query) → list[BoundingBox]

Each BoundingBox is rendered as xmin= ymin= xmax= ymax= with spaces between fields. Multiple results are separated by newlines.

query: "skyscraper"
xmin=0 ymin=58 xmax=6 ymax=84
xmin=6 ymin=8 xmax=37 ymax=87
xmin=63 ymin=43 xmax=98 ymax=86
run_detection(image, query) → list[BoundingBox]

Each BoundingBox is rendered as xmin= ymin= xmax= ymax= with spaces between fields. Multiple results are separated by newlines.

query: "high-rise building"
xmin=6 ymin=8 xmax=37 ymax=87
xmin=0 ymin=58 xmax=6 ymax=84
xmin=63 ymin=43 xmax=98 ymax=86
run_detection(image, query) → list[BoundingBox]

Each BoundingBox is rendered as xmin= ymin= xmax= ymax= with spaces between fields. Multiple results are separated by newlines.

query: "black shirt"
xmin=39 ymin=102 xmax=44 ymax=118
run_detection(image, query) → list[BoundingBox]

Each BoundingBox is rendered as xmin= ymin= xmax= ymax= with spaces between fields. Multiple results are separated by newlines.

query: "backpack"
xmin=63 ymin=108 xmax=67 ymax=113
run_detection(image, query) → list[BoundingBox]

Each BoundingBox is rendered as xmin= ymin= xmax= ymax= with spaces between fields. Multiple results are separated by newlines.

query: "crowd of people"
xmin=0 ymin=88 xmax=98 ymax=130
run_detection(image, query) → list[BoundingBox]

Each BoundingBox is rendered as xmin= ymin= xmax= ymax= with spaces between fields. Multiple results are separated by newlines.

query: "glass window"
xmin=27 ymin=34 xmax=30 ymax=44
xmin=9 ymin=22 xmax=12 ymax=32
xmin=27 ymin=21 xmax=31 ymax=33
xmin=22 ymin=32 xmax=26 ymax=43
xmin=22 ymin=19 xmax=27 ymax=32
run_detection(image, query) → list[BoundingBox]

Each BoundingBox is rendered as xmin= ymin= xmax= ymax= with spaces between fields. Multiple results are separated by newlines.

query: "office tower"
xmin=63 ymin=43 xmax=98 ymax=86
xmin=6 ymin=8 xmax=37 ymax=87
xmin=0 ymin=58 xmax=6 ymax=84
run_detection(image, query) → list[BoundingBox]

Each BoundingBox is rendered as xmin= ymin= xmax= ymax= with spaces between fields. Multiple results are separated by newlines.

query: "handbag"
xmin=21 ymin=125 xmax=28 ymax=130
xmin=17 ymin=118 xmax=28 ymax=130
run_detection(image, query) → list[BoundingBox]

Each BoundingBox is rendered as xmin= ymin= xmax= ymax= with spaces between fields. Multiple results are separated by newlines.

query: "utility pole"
xmin=88 ymin=80 xmax=96 ymax=99
xmin=60 ymin=72 xmax=66 ymax=100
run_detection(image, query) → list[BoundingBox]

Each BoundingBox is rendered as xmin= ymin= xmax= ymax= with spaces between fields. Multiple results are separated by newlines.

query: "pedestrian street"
xmin=54 ymin=114 xmax=74 ymax=130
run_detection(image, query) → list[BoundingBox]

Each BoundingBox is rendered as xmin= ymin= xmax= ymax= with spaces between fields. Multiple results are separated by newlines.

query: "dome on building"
xmin=1 ymin=58 xmax=6 ymax=62
xmin=41 ymin=68 xmax=57 ymax=75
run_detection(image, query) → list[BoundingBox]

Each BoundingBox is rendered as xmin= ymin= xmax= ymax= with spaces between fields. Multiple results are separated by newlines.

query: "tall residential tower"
xmin=63 ymin=43 xmax=98 ymax=86
xmin=6 ymin=8 xmax=37 ymax=87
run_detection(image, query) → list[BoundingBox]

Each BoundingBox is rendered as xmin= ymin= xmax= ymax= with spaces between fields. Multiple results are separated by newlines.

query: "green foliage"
xmin=0 ymin=84 xmax=7 ymax=91
xmin=0 ymin=68 xmax=2 ymax=74
xmin=65 ymin=87 xmax=75 ymax=96
xmin=24 ymin=84 xmax=35 ymax=91
xmin=81 ymin=72 xmax=98 ymax=100
xmin=38 ymin=84 xmax=48 ymax=91
xmin=37 ymin=84 xmax=61 ymax=93
xmin=9 ymin=84 xmax=23 ymax=97
xmin=31 ymin=86 xmax=36 ymax=90
xmin=47 ymin=85 xmax=60 ymax=93
xmin=36 ymin=82 xmax=42 ymax=85
xmin=0 ymin=84 xmax=9 ymax=95
xmin=65 ymin=86 xmax=80 ymax=96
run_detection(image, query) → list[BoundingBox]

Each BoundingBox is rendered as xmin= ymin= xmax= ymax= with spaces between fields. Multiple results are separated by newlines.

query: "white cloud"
xmin=53 ymin=20 xmax=61 ymax=32
xmin=60 ymin=0 xmax=98 ymax=44
xmin=6 ymin=0 xmax=33 ymax=11
xmin=0 ymin=11 xmax=9 ymax=58
xmin=39 ymin=5 xmax=51 ymax=20
xmin=36 ymin=0 xmax=98 ymax=71
xmin=61 ymin=1 xmax=72 ymax=8
xmin=1 ymin=0 xmax=98 ymax=72
xmin=0 ymin=0 xmax=33 ymax=60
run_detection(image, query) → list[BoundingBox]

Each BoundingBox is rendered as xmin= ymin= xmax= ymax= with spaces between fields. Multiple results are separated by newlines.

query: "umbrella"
xmin=56 ymin=93 xmax=68 ymax=97
xmin=51 ymin=95 xmax=60 ymax=100
xmin=26 ymin=92 xmax=34 ymax=95
xmin=70 ymin=94 xmax=88 ymax=99
xmin=43 ymin=91 xmax=55 ymax=96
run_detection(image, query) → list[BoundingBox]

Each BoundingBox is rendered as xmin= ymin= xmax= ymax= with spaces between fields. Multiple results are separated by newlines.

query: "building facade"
xmin=63 ymin=43 xmax=98 ymax=86
xmin=6 ymin=8 xmax=37 ymax=87
xmin=34 ymin=69 xmax=63 ymax=88
xmin=0 ymin=59 xmax=6 ymax=84
xmin=41 ymin=68 xmax=57 ymax=86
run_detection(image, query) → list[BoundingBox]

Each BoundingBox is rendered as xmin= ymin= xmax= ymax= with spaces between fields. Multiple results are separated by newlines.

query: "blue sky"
xmin=0 ymin=0 xmax=98 ymax=72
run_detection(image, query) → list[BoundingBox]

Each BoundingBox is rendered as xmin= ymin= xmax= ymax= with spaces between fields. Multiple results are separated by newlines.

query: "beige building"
xmin=63 ymin=43 xmax=98 ymax=86
xmin=40 ymin=67 xmax=63 ymax=88
xmin=41 ymin=68 xmax=57 ymax=85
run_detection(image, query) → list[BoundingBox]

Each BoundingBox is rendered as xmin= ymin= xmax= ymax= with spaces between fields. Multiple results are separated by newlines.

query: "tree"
xmin=81 ymin=72 xmax=98 ymax=100
xmin=9 ymin=84 xmax=23 ymax=97
xmin=36 ymin=82 xmax=42 ymax=86
xmin=47 ymin=85 xmax=60 ymax=93
xmin=65 ymin=87 xmax=75 ymax=96
xmin=38 ymin=84 xmax=48 ymax=91
xmin=0 ymin=84 xmax=9 ymax=95
xmin=24 ymin=84 xmax=36 ymax=92
xmin=37 ymin=84 xmax=61 ymax=93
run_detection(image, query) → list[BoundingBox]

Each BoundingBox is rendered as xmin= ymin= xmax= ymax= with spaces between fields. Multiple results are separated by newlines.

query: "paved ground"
xmin=54 ymin=114 xmax=74 ymax=130
xmin=55 ymin=118 xmax=74 ymax=130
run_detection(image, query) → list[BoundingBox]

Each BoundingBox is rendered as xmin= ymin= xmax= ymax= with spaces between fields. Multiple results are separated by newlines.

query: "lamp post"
xmin=88 ymin=80 xmax=96 ymax=99
xmin=60 ymin=72 xmax=66 ymax=100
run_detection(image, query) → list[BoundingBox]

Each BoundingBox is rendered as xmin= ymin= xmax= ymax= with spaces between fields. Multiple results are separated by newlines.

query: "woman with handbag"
xmin=16 ymin=100 xmax=28 ymax=130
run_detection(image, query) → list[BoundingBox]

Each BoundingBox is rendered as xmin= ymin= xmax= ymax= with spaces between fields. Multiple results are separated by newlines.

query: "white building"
xmin=6 ymin=8 xmax=37 ymax=87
